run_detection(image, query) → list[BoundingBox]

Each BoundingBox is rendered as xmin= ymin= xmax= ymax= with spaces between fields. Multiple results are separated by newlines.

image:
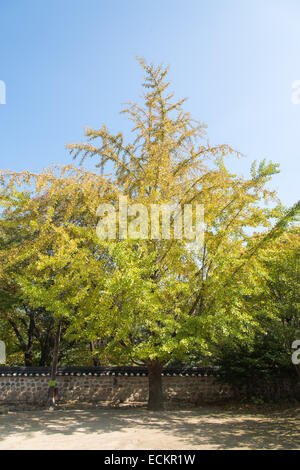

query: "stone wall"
xmin=1 ymin=367 xmax=298 ymax=405
xmin=0 ymin=368 xmax=233 ymax=405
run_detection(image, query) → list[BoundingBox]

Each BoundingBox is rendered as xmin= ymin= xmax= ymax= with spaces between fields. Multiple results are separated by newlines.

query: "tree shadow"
xmin=0 ymin=406 xmax=299 ymax=449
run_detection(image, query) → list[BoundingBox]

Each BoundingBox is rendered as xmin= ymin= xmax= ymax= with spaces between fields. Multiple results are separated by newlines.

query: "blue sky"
xmin=0 ymin=0 xmax=299 ymax=206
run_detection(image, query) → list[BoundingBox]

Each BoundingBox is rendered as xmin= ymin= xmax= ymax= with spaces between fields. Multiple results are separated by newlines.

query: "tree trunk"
xmin=25 ymin=311 xmax=35 ymax=366
xmin=47 ymin=321 xmax=62 ymax=408
xmin=90 ymin=340 xmax=101 ymax=366
xmin=295 ymin=364 xmax=300 ymax=380
xmin=39 ymin=322 xmax=54 ymax=366
xmin=24 ymin=352 xmax=33 ymax=367
xmin=147 ymin=361 xmax=164 ymax=410
xmin=39 ymin=341 xmax=52 ymax=367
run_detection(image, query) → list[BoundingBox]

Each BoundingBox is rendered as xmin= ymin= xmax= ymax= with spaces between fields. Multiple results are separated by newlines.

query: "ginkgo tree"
xmin=64 ymin=59 xmax=293 ymax=409
xmin=1 ymin=60 xmax=296 ymax=410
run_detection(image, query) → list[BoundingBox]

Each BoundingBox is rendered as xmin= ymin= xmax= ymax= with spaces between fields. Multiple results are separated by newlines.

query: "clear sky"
xmin=0 ymin=0 xmax=299 ymax=206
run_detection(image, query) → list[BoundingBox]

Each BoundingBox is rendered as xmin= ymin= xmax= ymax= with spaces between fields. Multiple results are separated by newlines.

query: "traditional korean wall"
xmin=0 ymin=367 xmax=298 ymax=405
xmin=0 ymin=367 xmax=232 ymax=405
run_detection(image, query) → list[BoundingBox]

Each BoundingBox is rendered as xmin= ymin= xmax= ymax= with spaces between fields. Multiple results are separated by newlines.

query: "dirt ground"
xmin=0 ymin=405 xmax=299 ymax=450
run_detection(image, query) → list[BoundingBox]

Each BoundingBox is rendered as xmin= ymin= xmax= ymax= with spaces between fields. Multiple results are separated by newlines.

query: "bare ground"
xmin=0 ymin=405 xmax=299 ymax=450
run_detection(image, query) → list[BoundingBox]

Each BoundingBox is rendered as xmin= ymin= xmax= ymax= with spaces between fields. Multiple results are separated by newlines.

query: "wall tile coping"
xmin=0 ymin=366 xmax=219 ymax=378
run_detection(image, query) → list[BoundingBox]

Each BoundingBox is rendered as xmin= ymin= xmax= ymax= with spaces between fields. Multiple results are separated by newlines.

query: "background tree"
xmin=0 ymin=189 xmax=56 ymax=366
xmin=214 ymin=224 xmax=300 ymax=387
xmin=0 ymin=166 xmax=114 ymax=404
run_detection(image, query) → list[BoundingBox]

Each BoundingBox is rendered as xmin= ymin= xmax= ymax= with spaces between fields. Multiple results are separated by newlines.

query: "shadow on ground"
xmin=0 ymin=405 xmax=299 ymax=450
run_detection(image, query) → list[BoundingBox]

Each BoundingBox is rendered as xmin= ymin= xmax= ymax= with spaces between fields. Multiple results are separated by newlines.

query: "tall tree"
xmin=65 ymin=60 xmax=287 ymax=409
xmin=0 ymin=166 xmax=113 ymax=404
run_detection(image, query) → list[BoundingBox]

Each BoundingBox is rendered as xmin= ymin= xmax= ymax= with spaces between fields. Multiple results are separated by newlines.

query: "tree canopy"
xmin=0 ymin=60 xmax=298 ymax=409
